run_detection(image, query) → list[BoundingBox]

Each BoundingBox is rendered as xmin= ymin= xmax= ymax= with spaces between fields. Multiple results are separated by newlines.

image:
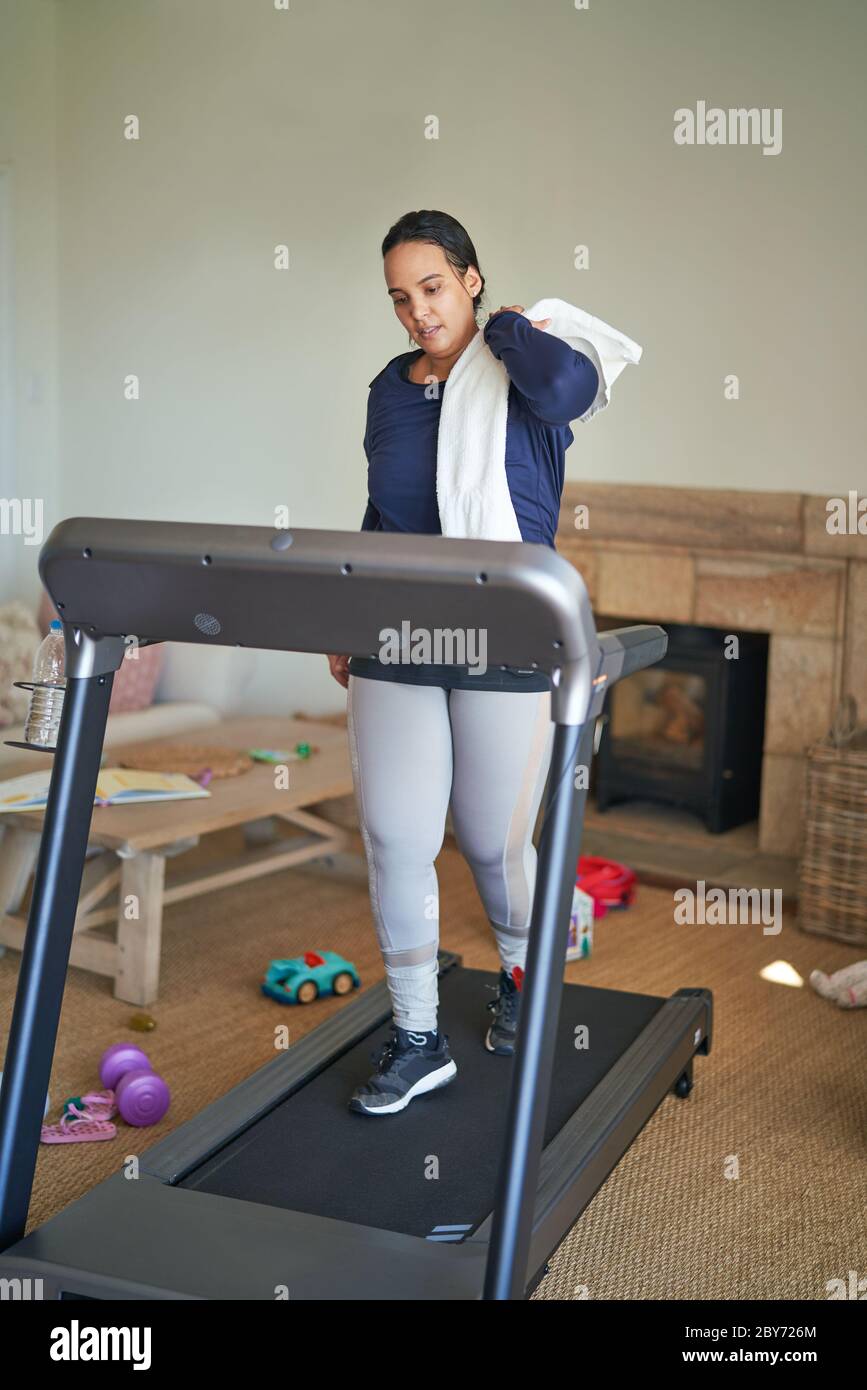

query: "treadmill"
xmin=0 ymin=518 xmax=712 ymax=1301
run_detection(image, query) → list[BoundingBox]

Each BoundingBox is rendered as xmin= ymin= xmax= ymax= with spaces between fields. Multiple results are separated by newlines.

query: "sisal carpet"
xmin=1 ymin=824 xmax=864 ymax=1301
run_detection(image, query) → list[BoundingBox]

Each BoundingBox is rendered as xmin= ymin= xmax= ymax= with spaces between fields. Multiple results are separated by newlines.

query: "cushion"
xmin=37 ymin=589 xmax=165 ymax=713
xmin=0 ymin=602 xmax=41 ymax=728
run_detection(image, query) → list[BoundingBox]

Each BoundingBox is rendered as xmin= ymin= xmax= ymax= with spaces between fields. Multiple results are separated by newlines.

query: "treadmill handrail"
xmin=587 ymin=625 xmax=668 ymax=718
xmin=37 ymin=518 xmax=599 ymax=709
xmin=598 ymin=625 xmax=668 ymax=677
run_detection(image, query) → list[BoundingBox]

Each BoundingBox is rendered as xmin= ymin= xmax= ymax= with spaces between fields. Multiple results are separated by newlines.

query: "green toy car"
xmin=261 ymin=950 xmax=360 ymax=1005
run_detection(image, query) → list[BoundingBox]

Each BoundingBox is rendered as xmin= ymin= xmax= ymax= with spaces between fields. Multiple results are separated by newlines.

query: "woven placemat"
xmin=116 ymin=742 xmax=254 ymax=779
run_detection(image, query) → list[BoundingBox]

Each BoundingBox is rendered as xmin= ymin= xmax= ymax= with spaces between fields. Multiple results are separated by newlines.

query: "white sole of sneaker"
xmin=484 ymin=1026 xmax=515 ymax=1055
xmin=352 ymin=1058 xmax=457 ymax=1116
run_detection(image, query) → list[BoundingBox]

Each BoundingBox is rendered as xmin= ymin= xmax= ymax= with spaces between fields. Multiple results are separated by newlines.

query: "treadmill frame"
xmin=0 ymin=519 xmax=708 ymax=1300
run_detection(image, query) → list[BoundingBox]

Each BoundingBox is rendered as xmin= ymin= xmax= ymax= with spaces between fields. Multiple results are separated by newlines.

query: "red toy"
xmin=576 ymin=855 xmax=637 ymax=919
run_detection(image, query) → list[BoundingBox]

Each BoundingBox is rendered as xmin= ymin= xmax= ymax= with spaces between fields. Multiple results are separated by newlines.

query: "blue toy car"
xmin=261 ymin=950 xmax=361 ymax=1005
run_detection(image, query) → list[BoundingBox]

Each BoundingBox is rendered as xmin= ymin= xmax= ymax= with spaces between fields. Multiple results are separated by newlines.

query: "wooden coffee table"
xmin=0 ymin=716 xmax=358 ymax=1005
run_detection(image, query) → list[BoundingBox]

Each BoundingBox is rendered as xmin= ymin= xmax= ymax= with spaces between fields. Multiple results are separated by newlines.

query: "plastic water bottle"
xmin=24 ymin=619 xmax=67 ymax=747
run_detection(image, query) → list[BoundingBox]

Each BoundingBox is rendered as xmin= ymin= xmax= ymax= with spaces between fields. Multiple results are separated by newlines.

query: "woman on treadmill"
xmin=327 ymin=209 xmax=599 ymax=1116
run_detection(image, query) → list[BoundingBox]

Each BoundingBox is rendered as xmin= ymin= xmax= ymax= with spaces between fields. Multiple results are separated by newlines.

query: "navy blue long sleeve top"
xmin=349 ymin=310 xmax=599 ymax=691
xmin=359 ymin=309 xmax=599 ymax=548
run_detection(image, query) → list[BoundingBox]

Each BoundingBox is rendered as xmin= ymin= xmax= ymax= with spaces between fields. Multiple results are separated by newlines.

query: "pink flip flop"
xmin=61 ymin=1089 xmax=118 ymax=1120
xmin=41 ymin=1094 xmax=118 ymax=1144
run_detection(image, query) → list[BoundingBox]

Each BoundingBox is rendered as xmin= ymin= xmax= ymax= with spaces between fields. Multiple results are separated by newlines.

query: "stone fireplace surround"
xmin=557 ymin=483 xmax=867 ymax=857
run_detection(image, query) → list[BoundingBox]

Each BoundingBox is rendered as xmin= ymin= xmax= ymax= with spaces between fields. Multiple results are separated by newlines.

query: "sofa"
xmin=0 ymin=592 xmax=257 ymax=773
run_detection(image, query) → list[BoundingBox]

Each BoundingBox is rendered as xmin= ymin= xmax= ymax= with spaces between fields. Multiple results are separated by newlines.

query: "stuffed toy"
xmin=810 ymin=961 xmax=867 ymax=1008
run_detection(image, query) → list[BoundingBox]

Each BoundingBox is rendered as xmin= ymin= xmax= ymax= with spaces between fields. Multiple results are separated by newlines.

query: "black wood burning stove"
xmin=594 ymin=618 xmax=769 ymax=834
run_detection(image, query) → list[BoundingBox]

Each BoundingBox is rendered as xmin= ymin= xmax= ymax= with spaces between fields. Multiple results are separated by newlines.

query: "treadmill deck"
xmin=178 ymin=966 xmax=664 ymax=1241
xmin=0 ymin=965 xmax=709 ymax=1299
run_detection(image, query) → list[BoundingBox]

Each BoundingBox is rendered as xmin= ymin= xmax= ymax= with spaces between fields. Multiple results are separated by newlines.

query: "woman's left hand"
xmin=488 ymin=304 xmax=552 ymax=330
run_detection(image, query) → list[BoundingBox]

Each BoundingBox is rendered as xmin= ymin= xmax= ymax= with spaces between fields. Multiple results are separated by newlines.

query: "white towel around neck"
xmin=436 ymin=298 xmax=643 ymax=542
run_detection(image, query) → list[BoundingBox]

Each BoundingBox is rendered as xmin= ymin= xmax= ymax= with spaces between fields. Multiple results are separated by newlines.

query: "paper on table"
xmin=0 ymin=767 xmax=210 ymax=812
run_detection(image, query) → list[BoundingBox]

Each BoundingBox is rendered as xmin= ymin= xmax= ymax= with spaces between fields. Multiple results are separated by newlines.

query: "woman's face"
xmin=384 ymin=241 xmax=481 ymax=356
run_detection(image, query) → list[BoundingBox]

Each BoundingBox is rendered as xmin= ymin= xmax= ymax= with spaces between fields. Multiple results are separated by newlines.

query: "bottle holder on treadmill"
xmin=4 ymin=681 xmax=62 ymax=754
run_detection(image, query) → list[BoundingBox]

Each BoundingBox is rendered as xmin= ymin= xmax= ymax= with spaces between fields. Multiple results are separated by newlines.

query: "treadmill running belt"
xmin=179 ymin=967 xmax=663 ymax=1241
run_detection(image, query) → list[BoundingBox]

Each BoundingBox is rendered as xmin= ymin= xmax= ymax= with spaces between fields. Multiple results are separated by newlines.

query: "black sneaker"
xmin=349 ymin=1025 xmax=457 ymax=1116
xmin=485 ymin=967 xmax=524 ymax=1055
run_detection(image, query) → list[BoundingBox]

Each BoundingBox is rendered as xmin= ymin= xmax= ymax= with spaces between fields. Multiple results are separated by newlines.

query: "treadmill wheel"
xmin=673 ymin=1069 xmax=693 ymax=1100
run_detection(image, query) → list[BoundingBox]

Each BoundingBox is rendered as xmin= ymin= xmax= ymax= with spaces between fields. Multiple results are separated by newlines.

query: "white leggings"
xmin=346 ymin=675 xmax=554 ymax=1031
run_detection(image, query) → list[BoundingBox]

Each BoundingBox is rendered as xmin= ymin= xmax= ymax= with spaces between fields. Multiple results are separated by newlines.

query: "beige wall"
xmin=1 ymin=0 xmax=865 ymax=712
xmin=0 ymin=0 xmax=57 ymax=602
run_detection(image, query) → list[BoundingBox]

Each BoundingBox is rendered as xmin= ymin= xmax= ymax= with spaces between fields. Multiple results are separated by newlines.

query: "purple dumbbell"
xmin=98 ymin=1043 xmax=170 ymax=1127
xmin=99 ymin=1043 xmax=150 ymax=1091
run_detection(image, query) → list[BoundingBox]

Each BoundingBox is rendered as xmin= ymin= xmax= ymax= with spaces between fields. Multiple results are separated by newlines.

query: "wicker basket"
xmin=798 ymin=696 xmax=867 ymax=945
